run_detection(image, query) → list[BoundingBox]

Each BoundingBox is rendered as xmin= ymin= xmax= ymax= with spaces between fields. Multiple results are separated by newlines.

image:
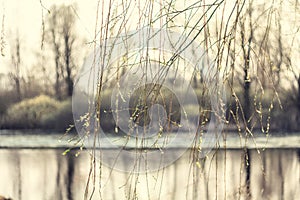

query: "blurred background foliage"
xmin=0 ymin=1 xmax=299 ymax=133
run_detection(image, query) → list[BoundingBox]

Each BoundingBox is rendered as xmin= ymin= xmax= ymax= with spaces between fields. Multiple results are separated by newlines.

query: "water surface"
xmin=0 ymin=131 xmax=299 ymax=200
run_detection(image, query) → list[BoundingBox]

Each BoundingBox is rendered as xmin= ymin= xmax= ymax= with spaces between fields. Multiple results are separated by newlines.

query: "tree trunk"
xmin=11 ymin=35 xmax=22 ymax=101
xmin=55 ymin=53 xmax=61 ymax=100
xmin=297 ymin=75 xmax=300 ymax=111
xmin=244 ymin=77 xmax=251 ymax=124
xmin=242 ymin=0 xmax=253 ymax=126
xmin=64 ymin=34 xmax=73 ymax=97
xmin=15 ymin=78 xmax=21 ymax=101
xmin=51 ymin=27 xmax=62 ymax=100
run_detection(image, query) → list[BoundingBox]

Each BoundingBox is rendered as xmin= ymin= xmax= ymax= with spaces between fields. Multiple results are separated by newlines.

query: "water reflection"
xmin=0 ymin=149 xmax=299 ymax=200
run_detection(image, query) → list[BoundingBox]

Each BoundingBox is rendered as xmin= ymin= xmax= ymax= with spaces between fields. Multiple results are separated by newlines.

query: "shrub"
xmin=4 ymin=95 xmax=60 ymax=129
xmin=41 ymin=99 xmax=73 ymax=130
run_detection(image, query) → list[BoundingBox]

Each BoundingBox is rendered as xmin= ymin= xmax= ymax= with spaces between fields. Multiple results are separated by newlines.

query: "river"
xmin=0 ymin=131 xmax=299 ymax=200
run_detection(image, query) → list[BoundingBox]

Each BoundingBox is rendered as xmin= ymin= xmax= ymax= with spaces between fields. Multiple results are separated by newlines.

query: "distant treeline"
xmin=0 ymin=2 xmax=300 ymax=133
xmin=0 ymin=84 xmax=299 ymax=133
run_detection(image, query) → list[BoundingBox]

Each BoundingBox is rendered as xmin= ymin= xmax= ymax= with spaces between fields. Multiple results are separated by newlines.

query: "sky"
xmin=0 ymin=0 xmax=299 ymax=81
xmin=0 ymin=0 xmax=99 ymax=74
xmin=0 ymin=0 xmax=240 ymax=75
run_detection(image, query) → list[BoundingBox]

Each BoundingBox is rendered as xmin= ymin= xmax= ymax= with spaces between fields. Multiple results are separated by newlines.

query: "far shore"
xmin=0 ymin=130 xmax=299 ymax=149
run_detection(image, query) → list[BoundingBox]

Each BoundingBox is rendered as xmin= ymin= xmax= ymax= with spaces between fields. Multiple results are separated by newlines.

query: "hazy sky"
xmin=0 ymin=0 xmax=99 ymax=74
xmin=0 ymin=0 xmax=299 ymax=78
xmin=0 ymin=0 xmax=234 ymax=74
xmin=0 ymin=0 xmax=240 ymax=75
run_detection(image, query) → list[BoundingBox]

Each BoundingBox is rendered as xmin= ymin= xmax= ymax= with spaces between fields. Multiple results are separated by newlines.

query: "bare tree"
xmin=62 ymin=6 xmax=75 ymax=97
xmin=48 ymin=7 xmax=62 ymax=99
xmin=46 ymin=4 xmax=77 ymax=99
xmin=10 ymin=34 xmax=22 ymax=101
xmin=239 ymin=1 xmax=254 ymax=126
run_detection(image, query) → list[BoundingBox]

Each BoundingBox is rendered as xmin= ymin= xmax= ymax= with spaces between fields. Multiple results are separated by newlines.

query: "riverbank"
xmin=0 ymin=130 xmax=299 ymax=149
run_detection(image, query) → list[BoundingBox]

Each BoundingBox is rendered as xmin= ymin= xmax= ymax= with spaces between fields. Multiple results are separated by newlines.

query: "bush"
xmin=1 ymin=95 xmax=74 ymax=130
xmin=42 ymin=99 xmax=73 ymax=130
xmin=3 ymin=95 xmax=60 ymax=129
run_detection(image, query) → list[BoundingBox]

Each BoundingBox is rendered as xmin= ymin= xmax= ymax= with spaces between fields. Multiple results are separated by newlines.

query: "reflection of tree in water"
xmin=55 ymin=151 xmax=75 ymax=200
xmin=55 ymin=153 xmax=63 ymax=199
xmin=12 ymin=151 xmax=22 ymax=200
xmin=66 ymin=152 xmax=74 ymax=200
